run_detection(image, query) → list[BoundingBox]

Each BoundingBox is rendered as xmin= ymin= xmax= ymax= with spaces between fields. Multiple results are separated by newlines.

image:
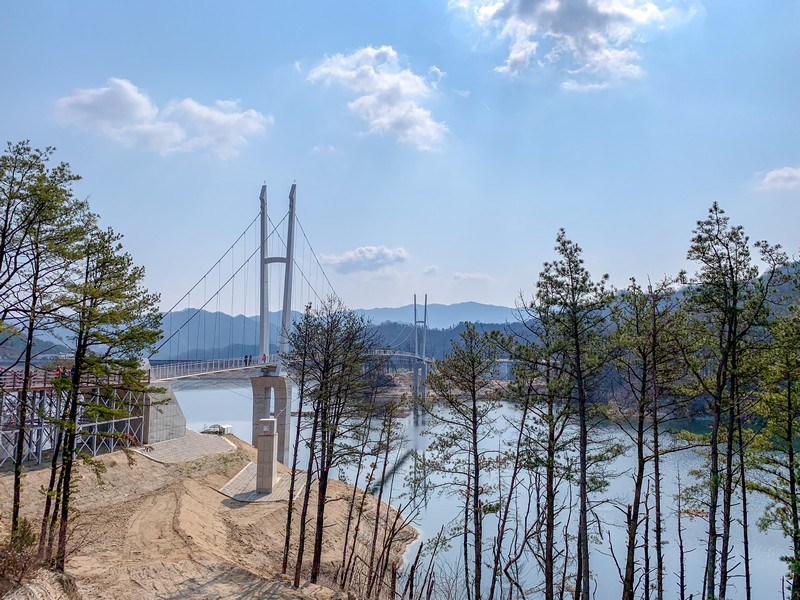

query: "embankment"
xmin=0 ymin=435 xmax=415 ymax=599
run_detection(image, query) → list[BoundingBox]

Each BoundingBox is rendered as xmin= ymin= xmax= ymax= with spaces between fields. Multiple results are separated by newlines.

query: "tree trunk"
xmin=546 ymin=399 xmax=556 ymax=600
xmin=575 ymin=331 xmax=590 ymax=600
xmin=785 ymin=380 xmax=800 ymax=600
xmin=366 ymin=420 xmax=392 ymax=597
xmin=37 ymin=419 xmax=64 ymax=558
xmin=651 ymin=297 xmax=664 ymax=600
xmin=472 ymin=393 xmax=483 ymax=600
xmin=737 ymin=408 xmax=752 ymax=600
xmin=283 ymin=376 xmax=307 ymax=574
xmin=704 ymin=396 xmax=721 ymax=600
xmin=293 ymin=405 xmax=320 ymax=587
xmin=677 ymin=473 xmax=687 ymax=600
xmin=622 ymin=377 xmax=647 ymax=600
xmin=643 ymin=481 xmax=651 ymax=600
xmin=310 ymin=466 xmax=330 ymax=583
xmin=11 ymin=297 xmax=39 ymax=534
xmin=719 ymin=399 xmax=736 ymax=600
xmin=54 ymin=365 xmax=82 ymax=571
xmin=464 ymin=451 xmax=472 ymax=600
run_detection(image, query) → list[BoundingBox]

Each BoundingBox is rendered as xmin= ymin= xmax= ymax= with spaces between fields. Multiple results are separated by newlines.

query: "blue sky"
xmin=2 ymin=1 xmax=798 ymax=311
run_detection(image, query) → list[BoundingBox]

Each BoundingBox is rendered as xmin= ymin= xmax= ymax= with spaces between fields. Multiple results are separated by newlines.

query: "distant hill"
xmin=370 ymin=319 xmax=511 ymax=360
xmin=356 ymin=302 xmax=517 ymax=329
xmin=0 ymin=329 xmax=71 ymax=363
xmin=153 ymin=309 xmax=288 ymax=360
xmin=150 ymin=302 xmax=517 ymax=361
xmin=116 ymin=268 xmax=800 ymax=362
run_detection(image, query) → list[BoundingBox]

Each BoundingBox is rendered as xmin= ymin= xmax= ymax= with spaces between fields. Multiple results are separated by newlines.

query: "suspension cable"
xmin=296 ymin=215 xmax=338 ymax=300
xmin=160 ymin=213 xmax=259 ymax=317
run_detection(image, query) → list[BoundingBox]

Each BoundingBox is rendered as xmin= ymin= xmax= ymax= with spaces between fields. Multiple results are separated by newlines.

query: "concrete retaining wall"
xmin=143 ymin=382 xmax=186 ymax=444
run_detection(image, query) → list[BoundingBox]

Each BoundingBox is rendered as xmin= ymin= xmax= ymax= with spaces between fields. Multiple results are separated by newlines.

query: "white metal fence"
xmin=149 ymin=355 xmax=281 ymax=381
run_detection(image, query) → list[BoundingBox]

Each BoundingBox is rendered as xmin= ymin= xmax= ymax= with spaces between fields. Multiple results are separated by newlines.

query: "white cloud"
xmin=561 ymin=79 xmax=610 ymax=92
xmin=308 ymin=46 xmax=447 ymax=150
xmin=451 ymin=0 xmax=699 ymax=87
xmin=453 ymin=271 xmax=493 ymax=282
xmin=310 ymin=144 xmax=337 ymax=154
xmin=55 ymin=78 xmax=271 ymax=158
xmin=760 ymin=166 xmax=800 ymax=191
xmin=429 ymin=66 xmax=447 ymax=89
xmin=321 ymin=245 xmax=410 ymax=273
xmin=423 ymin=265 xmax=440 ymax=276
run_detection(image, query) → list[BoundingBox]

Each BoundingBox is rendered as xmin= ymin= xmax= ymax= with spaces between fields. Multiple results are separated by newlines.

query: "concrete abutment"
xmin=250 ymin=375 xmax=292 ymax=465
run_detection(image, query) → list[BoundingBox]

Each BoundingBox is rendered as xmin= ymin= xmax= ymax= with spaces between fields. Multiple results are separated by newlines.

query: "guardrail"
xmin=0 ymin=368 xmax=127 ymax=391
xmin=148 ymin=355 xmax=281 ymax=381
xmin=369 ymin=349 xmax=435 ymax=363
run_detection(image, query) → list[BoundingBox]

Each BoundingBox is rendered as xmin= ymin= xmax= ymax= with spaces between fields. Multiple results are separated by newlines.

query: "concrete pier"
xmin=250 ymin=375 xmax=292 ymax=464
xmin=256 ymin=418 xmax=278 ymax=494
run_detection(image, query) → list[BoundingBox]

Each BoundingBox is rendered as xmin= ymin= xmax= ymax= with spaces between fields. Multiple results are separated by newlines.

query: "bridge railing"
xmin=369 ymin=349 xmax=434 ymax=364
xmin=149 ymin=355 xmax=280 ymax=381
xmin=0 ymin=368 xmax=130 ymax=391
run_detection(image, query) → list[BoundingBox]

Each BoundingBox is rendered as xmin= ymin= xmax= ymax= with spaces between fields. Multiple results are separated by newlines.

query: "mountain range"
xmin=355 ymin=301 xmax=517 ymax=329
xmin=151 ymin=302 xmax=515 ymax=361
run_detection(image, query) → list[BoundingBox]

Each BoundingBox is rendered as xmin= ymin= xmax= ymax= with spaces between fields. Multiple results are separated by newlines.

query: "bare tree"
xmin=283 ymin=297 xmax=384 ymax=585
xmin=610 ymin=277 xmax=685 ymax=600
xmin=420 ymin=323 xmax=501 ymax=600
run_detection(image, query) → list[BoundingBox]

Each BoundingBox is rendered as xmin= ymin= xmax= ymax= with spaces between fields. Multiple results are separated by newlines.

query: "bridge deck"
xmin=0 ymin=370 xmax=129 ymax=393
xmin=149 ymin=356 xmax=281 ymax=381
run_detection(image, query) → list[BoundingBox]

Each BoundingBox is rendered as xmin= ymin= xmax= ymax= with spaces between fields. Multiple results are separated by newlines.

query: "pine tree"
xmin=0 ymin=141 xmax=85 ymax=538
xmin=536 ymin=229 xmax=614 ymax=600
xmin=681 ymin=203 xmax=787 ymax=600
xmin=44 ymin=224 xmax=161 ymax=570
xmin=748 ymin=307 xmax=800 ymax=598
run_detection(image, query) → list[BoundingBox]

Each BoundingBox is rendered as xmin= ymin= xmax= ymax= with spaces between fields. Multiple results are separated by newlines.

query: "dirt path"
xmin=1 ymin=436 xmax=414 ymax=599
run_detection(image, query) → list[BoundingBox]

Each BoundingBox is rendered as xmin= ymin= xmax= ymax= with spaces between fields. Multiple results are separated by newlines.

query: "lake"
xmin=173 ymin=379 xmax=789 ymax=599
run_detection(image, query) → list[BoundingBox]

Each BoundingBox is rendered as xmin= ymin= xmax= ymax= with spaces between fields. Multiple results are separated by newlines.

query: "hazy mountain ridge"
xmin=152 ymin=302 xmax=515 ymax=361
xmin=355 ymin=301 xmax=516 ymax=329
xmin=30 ymin=265 xmax=800 ymax=362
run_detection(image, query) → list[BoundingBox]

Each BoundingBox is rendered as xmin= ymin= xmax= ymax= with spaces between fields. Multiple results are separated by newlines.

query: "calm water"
xmin=173 ymin=380 xmax=788 ymax=599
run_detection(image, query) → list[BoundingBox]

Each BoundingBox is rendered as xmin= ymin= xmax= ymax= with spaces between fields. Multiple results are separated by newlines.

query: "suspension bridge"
xmin=1 ymin=182 xmax=430 ymax=468
xmin=146 ymin=182 xmax=431 ymax=466
xmin=148 ymin=184 xmax=431 ymax=380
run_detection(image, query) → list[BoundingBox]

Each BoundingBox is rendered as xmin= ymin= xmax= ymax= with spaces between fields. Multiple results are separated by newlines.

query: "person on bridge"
xmin=262 ymin=353 xmax=266 ymax=364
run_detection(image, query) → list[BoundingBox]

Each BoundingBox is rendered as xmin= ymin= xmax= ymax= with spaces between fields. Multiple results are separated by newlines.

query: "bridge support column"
xmin=412 ymin=362 xmax=427 ymax=401
xmin=251 ymin=375 xmax=292 ymax=464
xmin=256 ymin=418 xmax=278 ymax=494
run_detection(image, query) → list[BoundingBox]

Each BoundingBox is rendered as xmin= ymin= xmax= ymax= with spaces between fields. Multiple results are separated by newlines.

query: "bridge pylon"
xmin=254 ymin=183 xmax=295 ymax=464
xmin=412 ymin=293 xmax=428 ymax=401
xmin=259 ymin=183 xmax=296 ymax=374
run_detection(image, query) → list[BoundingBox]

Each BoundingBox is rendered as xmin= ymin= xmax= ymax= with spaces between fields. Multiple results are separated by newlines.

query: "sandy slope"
xmin=1 ymin=437 xmax=414 ymax=599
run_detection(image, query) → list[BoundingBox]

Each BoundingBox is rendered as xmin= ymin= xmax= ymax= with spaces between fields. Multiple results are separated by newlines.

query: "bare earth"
xmin=1 ymin=435 xmax=415 ymax=599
